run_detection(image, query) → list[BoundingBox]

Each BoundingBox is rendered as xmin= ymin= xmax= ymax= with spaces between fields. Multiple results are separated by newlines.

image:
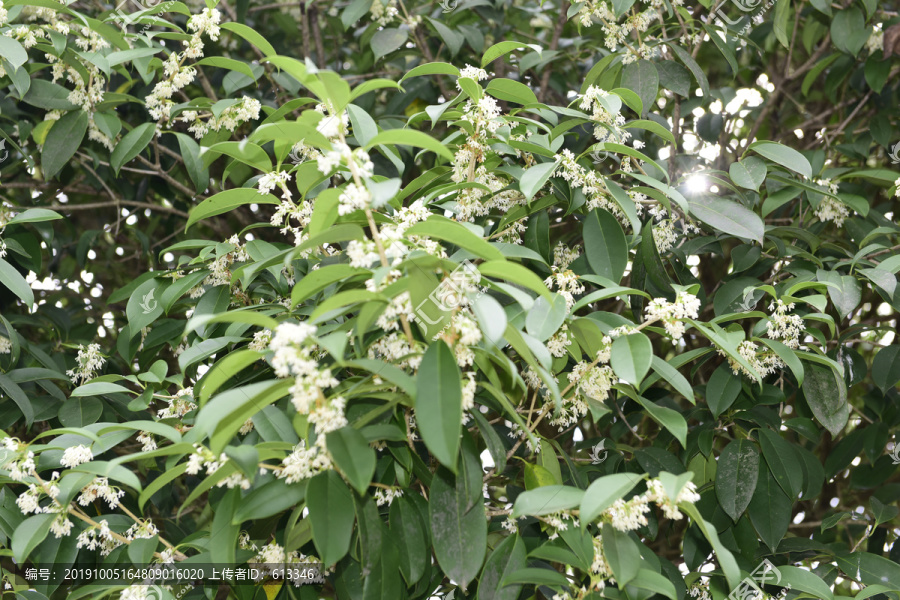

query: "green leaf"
xmin=477 ymin=534 xmax=527 ymax=600
xmin=759 ymin=338 xmax=804 ymax=386
xmin=610 ymin=333 xmax=652 ymax=386
xmin=525 ymin=294 xmax=568 ymax=341
xmin=12 ymin=514 xmax=54 ymax=563
xmin=0 ymin=257 xmax=33 ymax=308
xmin=233 ymin=478 xmax=306 ymax=523
xmin=777 ymin=566 xmax=835 ymax=600
xmin=748 ymin=141 xmax=812 ymax=179
xmin=656 ymin=60 xmax=691 ymax=97
xmin=430 ymin=467 xmax=487 ymax=592
xmin=390 ymin=495 xmax=429 ymax=585
xmin=70 ymin=381 xmax=133 ymax=397
xmin=220 ymin=21 xmax=276 ymax=56
xmin=481 ymin=41 xmax=540 ymax=67
xmin=186 ymin=188 xmax=280 ymax=230
xmin=41 ymin=110 xmax=88 ymax=179
xmin=816 ymin=269 xmax=861 ymax=320
xmin=748 ymin=467 xmax=792 ymax=552
xmin=479 ymin=260 xmax=552 ymax=299
xmin=706 ymin=363 xmax=742 ymax=417
xmin=371 ymin=27 xmax=408 ymax=59
xmin=512 ymin=485 xmax=585 ymax=517
xmin=486 ymin=78 xmax=539 ymax=105
xmin=679 ymin=503 xmax=741 ymax=590
xmin=580 ymin=473 xmax=644 ymax=523
xmin=174 ymin=133 xmax=208 ymax=192
xmin=415 ymin=340 xmax=462 ymax=472
xmin=307 ymin=470 xmax=355 ymax=566
xmin=8 ymin=209 xmax=63 ymax=225
xmin=0 ymin=36 xmax=28 ymax=69
xmin=802 ymin=362 xmax=849 ymax=436
xmin=519 ymin=160 xmax=558 ymax=201
xmin=405 ymin=216 xmax=505 ymax=261
xmin=366 ymin=128 xmax=453 ymax=160
xmin=602 ymin=522 xmax=641 ymax=585
xmin=110 ymin=122 xmax=156 ymax=174
xmin=620 ymin=59 xmax=658 ymax=117
xmin=584 ymin=208 xmax=628 ymax=285
xmin=729 ymin=157 xmax=767 ymax=191
xmin=872 ymin=345 xmax=900 ymax=394
xmin=715 ymin=438 xmax=760 ymax=521
xmin=648 ymin=356 xmax=695 ymax=404
xmin=688 ymin=195 xmax=764 ymax=243
xmin=757 ymin=428 xmax=802 ymax=499
xmin=326 ymin=426 xmax=376 ymax=495
xmin=400 ymin=62 xmax=460 ymax=82
xmin=831 ymin=8 xmax=870 ymax=56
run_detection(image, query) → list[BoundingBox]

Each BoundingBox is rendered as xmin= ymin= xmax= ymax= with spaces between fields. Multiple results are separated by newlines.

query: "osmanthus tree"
xmin=0 ymin=0 xmax=899 ymax=599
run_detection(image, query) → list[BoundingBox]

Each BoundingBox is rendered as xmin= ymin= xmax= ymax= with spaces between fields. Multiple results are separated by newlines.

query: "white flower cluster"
xmin=316 ymin=141 xmax=374 ymax=178
xmin=814 ymin=196 xmax=850 ymax=227
xmin=723 ymin=340 xmax=782 ymax=379
xmin=374 ymin=487 xmax=404 ymax=506
xmin=2 ymin=437 xmax=36 ymax=481
xmin=136 ymin=431 xmax=157 ymax=451
xmin=66 ymin=343 xmax=105 ymax=384
xmin=553 ymin=242 xmax=582 ymax=271
xmin=77 ymin=477 xmax=125 ymax=509
xmin=559 ymin=356 xmax=614 ymax=430
xmin=580 ymin=86 xmax=629 ymax=143
xmin=315 ymin=102 xmax=350 ymax=139
xmin=156 ymin=387 xmax=197 ymax=420
xmin=189 ymin=235 xmax=250 ymax=293
xmin=249 ymin=329 xmax=273 ymax=352
xmin=258 ymin=171 xmax=292 ymax=198
xmin=461 ymin=372 xmax=477 ymax=424
xmin=591 ymin=534 xmax=614 ymax=581
xmin=338 ymin=182 xmax=372 ymax=215
xmin=179 ymin=97 xmax=262 ymax=139
xmin=185 ymin=445 xmax=251 ymax=490
xmin=644 ymin=291 xmax=701 ymax=340
xmin=369 ymin=332 xmax=423 ymax=371
xmin=268 ymin=323 xmax=342 ymax=417
xmin=144 ymin=8 xmax=221 ymax=124
xmin=544 ymin=510 xmax=579 ymax=540
xmin=649 ymin=205 xmax=700 ymax=253
xmin=688 ymin=583 xmax=712 ymax=600
xmin=547 ymin=325 xmax=573 ymax=358
xmin=61 ymin=444 xmax=93 ymax=468
xmin=555 ymin=150 xmax=629 ymax=227
xmin=76 ymin=520 xmax=123 ymax=555
xmin=0 ymin=335 xmax=10 ymax=354
xmin=643 ymin=478 xmax=700 ymax=520
xmin=278 ymin=439 xmax=333 ymax=483
xmin=249 ymin=542 xmax=328 ymax=584
xmin=347 ymin=199 xmax=438 ymax=269
xmin=574 ymin=0 xmax=667 ymax=52
xmin=766 ymin=299 xmax=804 ymax=349
xmin=544 ymin=268 xmax=585 ymax=311
xmin=867 ymin=23 xmax=884 ymax=54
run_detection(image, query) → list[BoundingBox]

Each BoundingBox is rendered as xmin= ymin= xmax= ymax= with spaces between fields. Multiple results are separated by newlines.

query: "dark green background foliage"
xmin=0 ymin=0 xmax=899 ymax=599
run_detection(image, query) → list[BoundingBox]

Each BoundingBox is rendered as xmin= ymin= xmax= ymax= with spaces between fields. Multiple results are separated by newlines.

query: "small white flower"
xmin=61 ymin=444 xmax=93 ymax=468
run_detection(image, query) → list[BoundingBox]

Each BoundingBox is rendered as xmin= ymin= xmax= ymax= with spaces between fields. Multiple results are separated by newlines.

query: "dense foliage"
xmin=1 ymin=0 xmax=899 ymax=599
